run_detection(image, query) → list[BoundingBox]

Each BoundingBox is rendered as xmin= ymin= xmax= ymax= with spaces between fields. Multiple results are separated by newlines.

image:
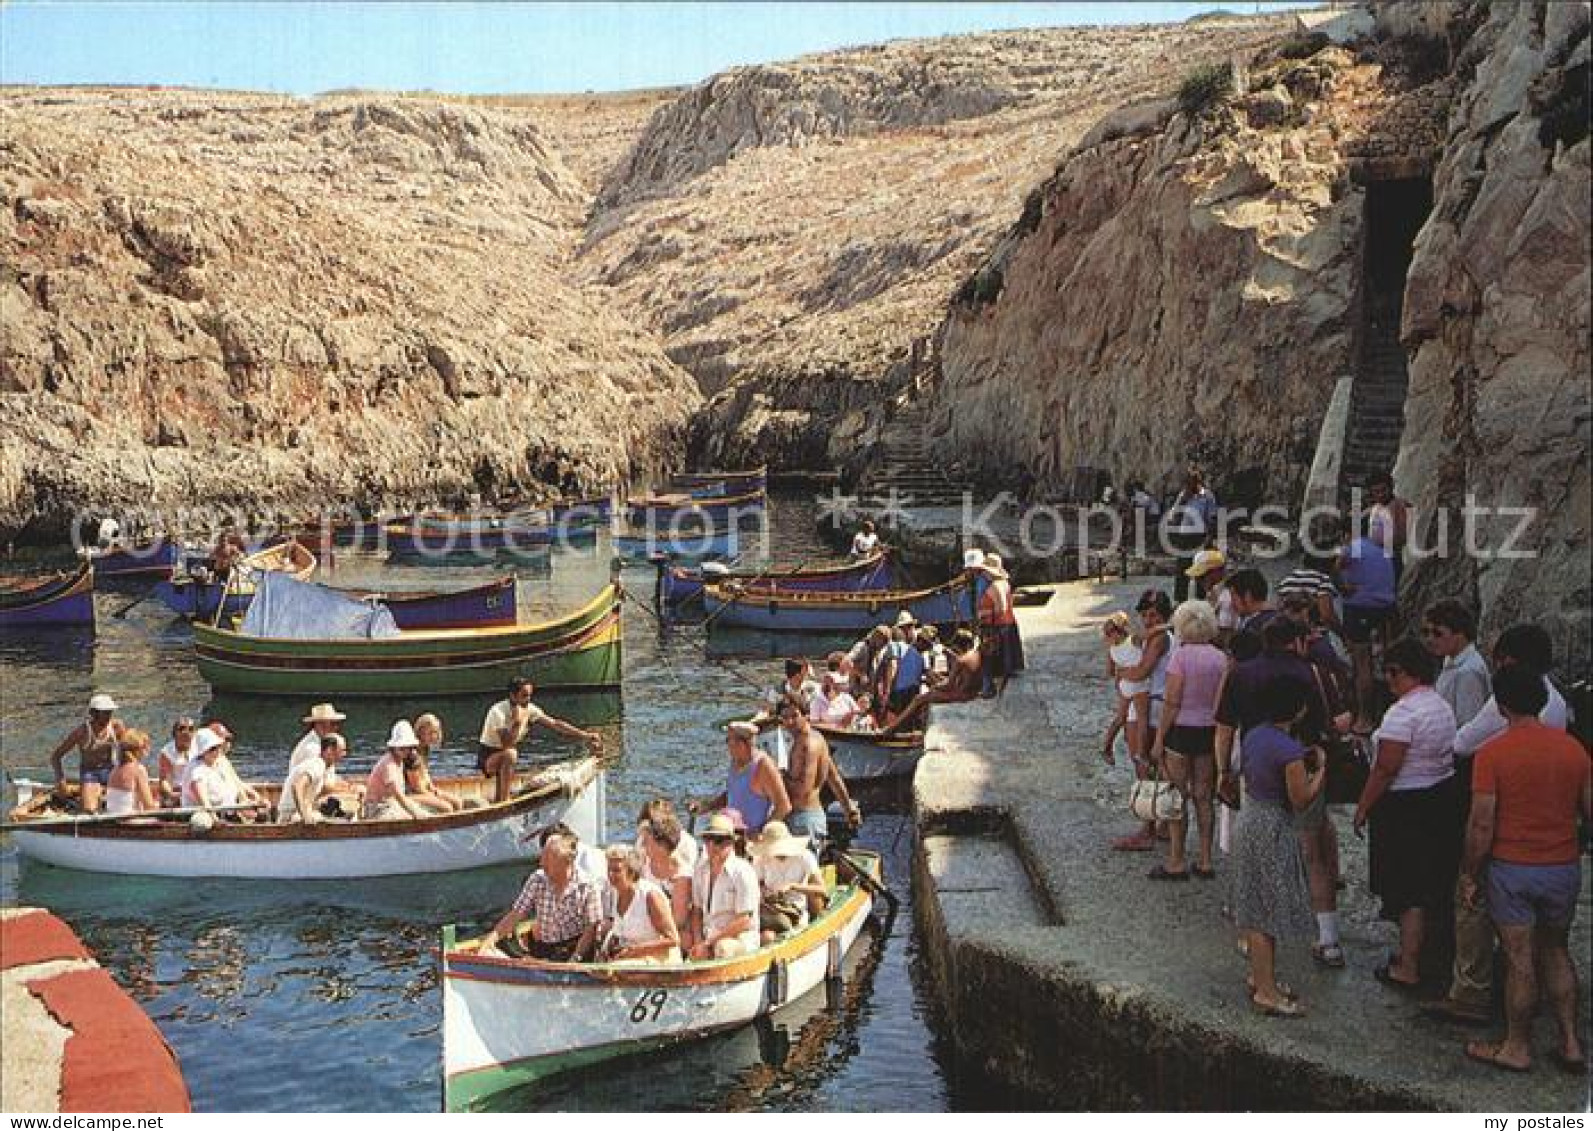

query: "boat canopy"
xmin=239 ymin=571 xmax=400 ymax=640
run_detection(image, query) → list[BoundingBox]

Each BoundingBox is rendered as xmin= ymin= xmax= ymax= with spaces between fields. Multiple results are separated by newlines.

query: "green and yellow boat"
xmin=193 ymin=583 xmax=623 ymax=697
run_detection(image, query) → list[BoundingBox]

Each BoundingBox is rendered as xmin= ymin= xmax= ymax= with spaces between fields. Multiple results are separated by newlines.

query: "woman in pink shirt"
xmin=1151 ymin=600 xmax=1230 ymax=880
xmin=363 ymin=721 xmax=429 ymax=821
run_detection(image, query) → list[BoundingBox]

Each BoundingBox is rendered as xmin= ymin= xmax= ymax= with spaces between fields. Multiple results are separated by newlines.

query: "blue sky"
xmin=1 ymin=2 xmax=1304 ymax=95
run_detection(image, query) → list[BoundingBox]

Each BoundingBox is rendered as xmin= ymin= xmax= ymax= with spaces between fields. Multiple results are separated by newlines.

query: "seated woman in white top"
xmin=751 ymin=820 xmax=827 ymax=943
xmin=105 ymin=729 xmax=158 ymax=818
xmin=599 ymin=847 xmax=681 ymax=964
xmin=157 ymin=717 xmax=197 ymax=806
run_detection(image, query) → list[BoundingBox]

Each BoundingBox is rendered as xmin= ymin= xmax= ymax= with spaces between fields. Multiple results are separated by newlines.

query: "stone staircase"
xmin=1340 ymin=301 xmax=1409 ymax=496
xmin=861 ymin=399 xmax=971 ymax=509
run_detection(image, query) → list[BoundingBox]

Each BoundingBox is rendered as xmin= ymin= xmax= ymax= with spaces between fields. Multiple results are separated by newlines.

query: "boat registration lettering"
xmin=629 ymin=988 xmax=667 ymax=1023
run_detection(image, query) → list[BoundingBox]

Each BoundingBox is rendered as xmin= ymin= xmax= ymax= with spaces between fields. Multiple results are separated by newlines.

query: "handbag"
xmin=1323 ymin=734 xmax=1371 ymax=806
xmin=1129 ymin=773 xmax=1183 ymax=823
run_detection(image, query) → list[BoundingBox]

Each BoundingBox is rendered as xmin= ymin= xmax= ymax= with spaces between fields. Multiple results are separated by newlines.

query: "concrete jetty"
xmin=912 ymin=579 xmax=1591 ymax=1110
xmin=1 ymin=907 xmax=190 ymax=1113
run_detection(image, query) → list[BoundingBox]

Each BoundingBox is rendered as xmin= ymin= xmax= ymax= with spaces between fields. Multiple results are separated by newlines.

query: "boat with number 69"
xmin=439 ymin=849 xmax=881 ymax=1110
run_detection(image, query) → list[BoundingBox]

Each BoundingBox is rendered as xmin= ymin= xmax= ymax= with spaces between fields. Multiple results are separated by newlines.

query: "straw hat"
xmin=982 ymin=553 xmax=1009 ymax=580
xmin=386 ymin=720 xmax=420 ymax=749
xmin=894 ymin=609 xmax=917 ymax=628
xmin=1185 ymin=548 xmax=1227 ymax=579
xmin=88 ymin=694 xmax=117 ymax=712
xmin=753 ymin=820 xmax=810 ymax=859
xmin=701 ymin=811 xmax=739 ymax=840
xmin=301 ymin=703 xmax=348 ymax=724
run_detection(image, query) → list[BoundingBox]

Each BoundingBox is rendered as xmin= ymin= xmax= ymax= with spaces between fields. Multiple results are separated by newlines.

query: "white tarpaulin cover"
xmin=240 ymin=570 xmax=401 ymax=640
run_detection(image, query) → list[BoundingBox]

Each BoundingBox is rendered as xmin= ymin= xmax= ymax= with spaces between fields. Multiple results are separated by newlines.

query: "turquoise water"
xmin=0 ymin=492 xmax=985 ymax=1112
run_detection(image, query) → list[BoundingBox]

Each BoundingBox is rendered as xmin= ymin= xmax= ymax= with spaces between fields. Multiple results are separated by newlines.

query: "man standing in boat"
xmin=289 ymin=703 xmax=347 ymax=771
xmin=777 ymin=697 xmax=861 ymax=850
xmin=692 ymin=721 xmax=791 ymax=837
xmin=477 ymin=678 xmax=604 ymax=804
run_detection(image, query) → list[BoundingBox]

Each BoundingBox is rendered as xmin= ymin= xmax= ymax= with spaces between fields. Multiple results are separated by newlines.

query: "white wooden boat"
xmin=4 ymin=760 xmax=603 ymax=879
xmin=440 ymin=849 xmax=882 ymax=1110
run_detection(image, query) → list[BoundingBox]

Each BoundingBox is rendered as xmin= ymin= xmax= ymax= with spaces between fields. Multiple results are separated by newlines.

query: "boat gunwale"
xmin=701 ymin=572 xmax=972 ymax=609
xmin=667 ymin=549 xmax=891 ymax=586
xmin=0 ymin=562 xmax=95 ymax=611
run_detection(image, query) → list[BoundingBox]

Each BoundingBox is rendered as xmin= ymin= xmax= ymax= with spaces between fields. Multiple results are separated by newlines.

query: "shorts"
xmin=80 ymin=764 xmax=113 ymax=788
xmin=1341 ymin=604 xmax=1393 ymax=644
xmin=1166 ymin=724 xmax=1215 ymax=758
xmin=887 ymin=687 xmax=917 ymax=714
xmin=1488 ymin=859 xmax=1581 ymax=928
xmin=477 ymin=742 xmax=510 ymax=773
xmin=787 ymin=806 xmax=828 ymax=848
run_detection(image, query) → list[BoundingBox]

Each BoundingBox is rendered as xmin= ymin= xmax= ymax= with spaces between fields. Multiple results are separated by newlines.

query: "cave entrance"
xmin=1340 ymin=173 xmax=1434 ymax=496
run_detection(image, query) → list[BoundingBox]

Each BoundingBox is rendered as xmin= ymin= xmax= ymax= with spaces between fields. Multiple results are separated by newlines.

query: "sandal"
xmin=1251 ymin=994 xmax=1307 ymax=1018
xmin=1374 ymin=963 xmax=1421 ymax=993
xmin=1247 ymin=979 xmax=1298 ymax=1000
xmin=1464 ymin=1041 xmax=1531 ymax=1074
xmin=1147 ymin=865 xmax=1190 ymax=881
xmin=1111 ymin=834 xmax=1155 ymax=852
xmin=1191 ymin=865 xmax=1217 ymax=880
xmin=1310 ymin=943 xmax=1346 ymax=969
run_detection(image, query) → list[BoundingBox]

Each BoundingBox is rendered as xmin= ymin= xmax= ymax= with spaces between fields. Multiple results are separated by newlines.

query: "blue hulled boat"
xmin=700 ymin=574 xmax=976 ymax=634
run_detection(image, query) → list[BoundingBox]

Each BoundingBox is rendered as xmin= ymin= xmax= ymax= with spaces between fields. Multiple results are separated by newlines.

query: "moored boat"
xmin=746 ymin=716 xmax=924 ymax=784
xmin=385 ymin=520 xmax=556 ymax=561
xmin=193 ymin=574 xmax=623 ymax=696
xmin=700 ymin=574 xmax=976 ymax=634
xmin=612 ymin=526 xmax=738 ymax=563
xmin=670 ymin=466 xmax=767 ymax=496
xmin=626 ymin=487 xmax=766 ymax=527
xmin=658 ymin=550 xmax=895 ymax=605
xmin=91 ymin=537 xmax=179 ymax=581
xmin=5 ymin=759 xmax=602 ymax=879
xmin=0 ymin=563 xmax=96 ymax=629
xmin=439 ymin=848 xmax=880 ymax=1110
xmin=155 ymin=540 xmax=319 ymax=621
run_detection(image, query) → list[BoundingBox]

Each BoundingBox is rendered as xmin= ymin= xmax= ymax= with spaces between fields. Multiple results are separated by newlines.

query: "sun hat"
xmin=1185 ymin=548 xmax=1227 ymax=579
xmin=386 ymin=720 xmax=420 ymax=749
xmin=301 ymin=703 xmax=348 ymax=724
xmin=192 ymin=728 xmax=225 ymax=757
xmin=725 ymin=720 xmax=760 ymax=740
xmin=701 ymin=811 xmax=738 ymax=840
xmin=894 ymin=610 xmax=917 ymax=628
xmin=962 ymin=548 xmax=987 ymax=570
xmin=982 ymin=553 xmax=1010 ymax=580
xmin=88 ymin=694 xmax=117 ymax=712
xmin=752 ymin=820 xmax=809 ymax=859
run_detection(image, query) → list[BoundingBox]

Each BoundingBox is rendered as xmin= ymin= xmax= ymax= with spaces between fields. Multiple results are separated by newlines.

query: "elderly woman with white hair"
xmin=599 ymin=846 xmax=681 ymax=964
xmin=1149 ymin=599 xmax=1229 ymax=881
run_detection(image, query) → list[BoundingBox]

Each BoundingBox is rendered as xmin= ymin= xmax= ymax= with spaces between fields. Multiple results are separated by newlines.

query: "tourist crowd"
xmin=1097 ymin=474 xmax=1588 ymax=1077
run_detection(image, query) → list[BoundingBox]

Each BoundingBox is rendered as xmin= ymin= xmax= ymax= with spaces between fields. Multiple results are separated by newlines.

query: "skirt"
xmin=982 ymin=623 xmax=1026 ymax=678
xmin=1369 ymin=776 xmax=1461 ymax=920
xmin=1231 ymin=799 xmax=1315 ymax=940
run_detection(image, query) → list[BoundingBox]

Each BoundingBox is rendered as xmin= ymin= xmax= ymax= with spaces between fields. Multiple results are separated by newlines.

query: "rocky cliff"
xmin=0 ymin=89 xmax=697 ymax=539
xmin=1393 ymin=0 xmax=1591 ymax=671
xmin=576 ymin=16 xmax=1298 ymax=473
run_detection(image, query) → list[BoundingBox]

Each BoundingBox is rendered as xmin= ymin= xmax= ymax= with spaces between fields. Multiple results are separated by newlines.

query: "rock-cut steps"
xmin=1340 ymin=305 xmax=1409 ymax=495
xmin=861 ymin=401 xmax=971 ymax=509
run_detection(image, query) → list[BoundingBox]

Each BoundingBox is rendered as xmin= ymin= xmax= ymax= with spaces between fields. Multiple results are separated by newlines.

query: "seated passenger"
xmin=183 ymin=727 xmax=238 ymax=810
xmin=363 ymin=721 xmax=429 ymax=821
xmin=809 ymin=671 xmax=860 ymax=728
xmin=599 ymin=847 xmax=682 ymax=964
xmin=637 ymin=814 xmax=693 ymax=936
xmin=689 ymin=811 xmax=761 ymax=959
xmin=637 ymin=797 xmax=699 ymax=870
xmin=278 ymin=733 xmax=349 ymax=824
xmin=477 ymin=833 xmax=602 ymax=962
xmin=157 ymin=717 xmax=197 ymax=806
xmin=752 ymin=820 xmax=826 ymax=943
xmin=406 ymin=713 xmax=461 ymax=813
xmin=881 ymin=628 xmax=984 ymax=736
xmin=48 ymin=693 xmax=128 ymax=814
xmin=105 ymin=729 xmax=157 ymax=817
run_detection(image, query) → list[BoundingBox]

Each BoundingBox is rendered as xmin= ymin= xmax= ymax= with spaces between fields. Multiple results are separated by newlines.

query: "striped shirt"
xmin=1276 ymin=568 xmax=1335 ymax=602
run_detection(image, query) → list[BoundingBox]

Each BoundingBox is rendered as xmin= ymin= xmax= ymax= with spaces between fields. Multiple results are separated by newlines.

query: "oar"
xmin=111 ymin=591 xmax=155 ymax=619
xmin=832 ymin=849 xmax=899 ymax=912
xmin=2 ymin=802 xmax=264 ymax=833
xmin=699 ymin=553 xmax=823 ymax=631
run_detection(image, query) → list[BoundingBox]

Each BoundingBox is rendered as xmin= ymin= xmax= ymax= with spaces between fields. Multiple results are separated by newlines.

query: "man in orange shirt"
xmin=1459 ymin=665 xmax=1591 ymax=1075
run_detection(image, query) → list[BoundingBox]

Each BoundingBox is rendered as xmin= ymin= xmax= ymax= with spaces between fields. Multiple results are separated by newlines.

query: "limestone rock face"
xmin=583 ymin=16 xmax=1299 ymax=470
xmin=929 ymin=48 xmax=1385 ymax=509
xmin=0 ymin=90 xmax=699 ymax=539
xmin=1395 ymin=0 xmax=1592 ymax=671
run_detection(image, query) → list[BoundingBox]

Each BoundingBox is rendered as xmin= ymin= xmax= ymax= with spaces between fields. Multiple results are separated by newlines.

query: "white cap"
xmin=962 ymin=549 xmax=987 ymax=570
xmin=386 ymin=720 xmax=420 ymax=749
xmin=88 ymin=694 xmax=118 ymax=712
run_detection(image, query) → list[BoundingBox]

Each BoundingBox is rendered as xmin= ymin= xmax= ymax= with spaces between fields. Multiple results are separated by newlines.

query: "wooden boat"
xmin=746 ymin=716 xmax=925 ymax=784
xmin=160 ymin=573 xmax=519 ymax=629
xmin=701 ymin=574 xmax=976 ymax=634
xmin=92 ymin=537 xmax=179 ymax=581
xmin=549 ymin=496 xmax=613 ymax=526
xmin=440 ymin=848 xmax=881 ymax=1110
xmin=193 ymin=583 xmax=623 ymax=696
xmin=0 ymin=563 xmax=96 ymax=628
xmin=670 ymin=466 xmax=767 ymax=495
xmin=155 ymin=540 xmax=318 ymax=620
xmin=385 ymin=520 xmax=555 ymax=561
xmin=626 ymin=487 xmax=766 ymax=527
xmin=658 ymin=550 xmax=895 ymax=605
xmin=4 ymin=759 xmax=602 ymax=879
xmin=612 ymin=526 xmax=738 ymax=563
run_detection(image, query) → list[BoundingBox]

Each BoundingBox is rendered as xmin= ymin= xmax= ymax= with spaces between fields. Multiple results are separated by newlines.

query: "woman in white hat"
xmin=48 ymin=693 xmax=128 ymax=813
xmin=289 ymin=703 xmax=347 ymax=773
xmin=752 ymin=819 xmax=826 ymax=943
xmin=363 ymin=721 xmax=429 ymax=821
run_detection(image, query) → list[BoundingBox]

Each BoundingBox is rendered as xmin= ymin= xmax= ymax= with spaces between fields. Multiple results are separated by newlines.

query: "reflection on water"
xmin=0 ymin=492 xmax=980 ymax=1113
